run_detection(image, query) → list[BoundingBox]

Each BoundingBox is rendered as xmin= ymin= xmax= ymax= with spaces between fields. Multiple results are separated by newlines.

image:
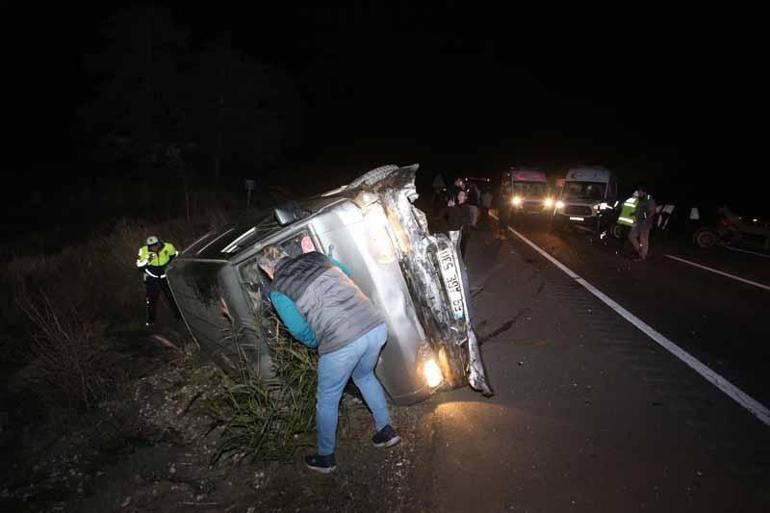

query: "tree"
xmin=191 ymin=35 xmax=300 ymax=187
xmin=81 ymin=6 xmax=191 ymax=177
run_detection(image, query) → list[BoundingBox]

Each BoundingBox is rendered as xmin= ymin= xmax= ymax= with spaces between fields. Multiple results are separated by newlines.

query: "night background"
xmin=3 ymin=4 xmax=770 ymax=511
xmin=4 ymin=2 xmax=766 ymax=253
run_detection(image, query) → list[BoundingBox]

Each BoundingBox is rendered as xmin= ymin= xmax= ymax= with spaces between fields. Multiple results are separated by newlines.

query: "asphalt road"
xmin=416 ymin=216 xmax=770 ymax=512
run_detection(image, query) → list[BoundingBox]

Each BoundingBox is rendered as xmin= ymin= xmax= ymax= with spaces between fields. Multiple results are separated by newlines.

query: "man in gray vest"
xmin=258 ymin=245 xmax=400 ymax=473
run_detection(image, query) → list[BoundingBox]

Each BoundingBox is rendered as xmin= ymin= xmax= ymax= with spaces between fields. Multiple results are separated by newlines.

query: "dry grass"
xmin=16 ymin=289 xmax=122 ymax=410
xmin=1 ymin=208 xmax=230 ymax=411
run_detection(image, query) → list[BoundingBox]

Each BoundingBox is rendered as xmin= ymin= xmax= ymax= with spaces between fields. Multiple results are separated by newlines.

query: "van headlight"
xmin=555 ymin=200 xmax=565 ymax=209
xmin=543 ymin=198 xmax=554 ymax=208
xmin=423 ymin=358 xmax=443 ymax=388
xmin=511 ymin=196 xmax=523 ymax=206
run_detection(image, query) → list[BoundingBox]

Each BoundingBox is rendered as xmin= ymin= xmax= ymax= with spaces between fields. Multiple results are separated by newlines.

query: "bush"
xmin=207 ymin=313 xmax=323 ymax=463
xmin=16 ymin=289 xmax=123 ymax=410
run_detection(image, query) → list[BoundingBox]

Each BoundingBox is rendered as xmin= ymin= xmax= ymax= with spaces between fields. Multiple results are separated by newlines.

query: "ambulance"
xmin=552 ymin=167 xmax=618 ymax=227
xmin=499 ymin=167 xmax=553 ymax=216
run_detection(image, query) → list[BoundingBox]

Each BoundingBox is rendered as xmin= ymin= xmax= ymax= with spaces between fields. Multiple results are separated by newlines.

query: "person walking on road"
xmin=257 ymin=245 xmax=400 ymax=474
xmin=628 ymin=183 xmax=657 ymax=261
xmin=136 ymin=235 xmax=179 ymax=327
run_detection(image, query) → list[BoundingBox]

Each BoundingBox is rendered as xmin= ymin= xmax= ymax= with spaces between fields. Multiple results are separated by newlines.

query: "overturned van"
xmin=166 ymin=164 xmax=492 ymax=405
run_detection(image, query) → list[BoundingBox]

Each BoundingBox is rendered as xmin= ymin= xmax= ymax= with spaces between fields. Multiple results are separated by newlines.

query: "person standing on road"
xmin=495 ymin=191 xmax=511 ymax=240
xmin=466 ymin=180 xmax=481 ymax=228
xmin=628 ymin=183 xmax=657 ymax=261
xmin=480 ymin=186 xmax=494 ymax=228
xmin=136 ymin=235 xmax=179 ymax=327
xmin=448 ymin=177 xmax=466 ymax=203
xmin=446 ymin=189 xmax=474 ymax=257
xmin=257 ymin=245 xmax=400 ymax=474
xmin=431 ymin=173 xmax=446 ymax=211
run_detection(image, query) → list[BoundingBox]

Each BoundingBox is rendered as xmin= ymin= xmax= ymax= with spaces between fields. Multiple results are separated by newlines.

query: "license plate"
xmin=569 ymin=216 xmax=585 ymax=221
xmin=437 ymin=247 xmax=465 ymax=320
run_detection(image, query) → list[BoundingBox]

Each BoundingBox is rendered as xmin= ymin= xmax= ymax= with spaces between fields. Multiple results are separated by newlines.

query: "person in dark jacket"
xmin=629 ymin=183 xmax=657 ymax=261
xmin=446 ymin=189 xmax=473 ymax=257
xmin=257 ymin=245 xmax=400 ymax=473
xmin=447 ymin=177 xmax=466 ymax=204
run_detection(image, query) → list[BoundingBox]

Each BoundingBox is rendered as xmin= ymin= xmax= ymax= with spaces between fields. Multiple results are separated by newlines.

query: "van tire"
xmin=694 ymin=228 xmax=718 ymax=248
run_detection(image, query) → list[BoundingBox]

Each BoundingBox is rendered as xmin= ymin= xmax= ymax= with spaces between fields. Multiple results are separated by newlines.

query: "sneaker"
xmin=305 ymin=453 xmax=336 ymax=474
xmin=372 ymin=424 xmax=401 ymax=448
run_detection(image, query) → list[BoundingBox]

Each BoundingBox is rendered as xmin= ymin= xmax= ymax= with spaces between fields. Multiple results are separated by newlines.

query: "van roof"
xmin=505 ymin=168 xmax=547 ymax=182
xmin=566 ymin=167 xmax=611 ymax=182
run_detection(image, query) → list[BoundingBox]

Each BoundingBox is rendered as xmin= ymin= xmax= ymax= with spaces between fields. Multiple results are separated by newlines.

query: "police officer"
xmin=136 ymin=235 xmax=179 ymax=327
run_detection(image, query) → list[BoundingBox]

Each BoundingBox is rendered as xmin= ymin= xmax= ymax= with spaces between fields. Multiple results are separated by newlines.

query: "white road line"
xmin=665 ymin=255 xmax=770 ymax=292
xmin=491 ymin=213 xmax=770 ymax=427
xmin=724 ymin=245 xmax=770 ymax=259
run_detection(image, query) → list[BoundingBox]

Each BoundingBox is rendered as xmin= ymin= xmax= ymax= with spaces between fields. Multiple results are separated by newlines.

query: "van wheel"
xmin=694 ymin=228 xmax=718 ymax=248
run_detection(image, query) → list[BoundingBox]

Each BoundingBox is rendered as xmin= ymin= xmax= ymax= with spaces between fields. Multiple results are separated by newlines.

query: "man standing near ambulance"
xmin=628 ymin=183 xmax=657 ymax=261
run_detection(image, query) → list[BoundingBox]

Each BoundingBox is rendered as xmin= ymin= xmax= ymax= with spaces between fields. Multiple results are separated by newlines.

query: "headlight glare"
xmin=423 ymin=358 xmax=443 ymax=388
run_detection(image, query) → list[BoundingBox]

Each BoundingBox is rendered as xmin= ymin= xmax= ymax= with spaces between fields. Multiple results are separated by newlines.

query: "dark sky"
xmin=4 ymin=2 xmax=767 ymax=213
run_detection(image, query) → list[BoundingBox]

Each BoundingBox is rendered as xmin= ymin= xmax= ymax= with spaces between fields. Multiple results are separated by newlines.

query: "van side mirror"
xmin=274 ymin=201 xmax=310 ymax=226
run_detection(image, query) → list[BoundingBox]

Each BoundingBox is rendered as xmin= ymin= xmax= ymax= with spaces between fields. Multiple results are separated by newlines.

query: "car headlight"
xmin=555 ymin=200 xmax=565 ymax=209
xmin=543 ymin=198 xmax=554 ymax=208
xmin=422 ymin=358 xmax=443 ymax=388
xmin=511 ymin=196 xmax=523 ymax=206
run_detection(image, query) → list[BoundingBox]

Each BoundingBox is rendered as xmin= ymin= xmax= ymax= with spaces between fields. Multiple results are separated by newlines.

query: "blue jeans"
xmin=316 ymin=323 xmax=390 ymax=456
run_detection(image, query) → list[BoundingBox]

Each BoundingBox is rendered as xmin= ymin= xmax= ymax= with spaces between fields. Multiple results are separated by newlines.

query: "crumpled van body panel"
xmin=167 ymin=164 xmax=491 ymax=404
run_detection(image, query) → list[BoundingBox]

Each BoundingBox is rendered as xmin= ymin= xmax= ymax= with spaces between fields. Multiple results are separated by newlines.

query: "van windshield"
xmin=563 ymin=181 xmax=605 ymax=200
xmin=513 ymin=181 xmax=547 ymax=197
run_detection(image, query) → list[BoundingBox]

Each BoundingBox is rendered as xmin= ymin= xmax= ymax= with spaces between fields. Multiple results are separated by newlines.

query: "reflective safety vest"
xmin=617 ymin=196 xmax=638 ymax=227
xmin=136 ymin=242 xmax=177 ymax=279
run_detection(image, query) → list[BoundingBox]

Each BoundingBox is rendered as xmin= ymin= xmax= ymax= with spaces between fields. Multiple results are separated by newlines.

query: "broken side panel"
xmin=167 ymin=259 xmax=275 ymax=381
xmin=369 ymin=166 xmax=492 ymax=396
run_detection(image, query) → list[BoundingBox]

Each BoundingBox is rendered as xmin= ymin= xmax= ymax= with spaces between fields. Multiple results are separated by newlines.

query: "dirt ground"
xmin=1 ymin=331 xmax=434 ymax=513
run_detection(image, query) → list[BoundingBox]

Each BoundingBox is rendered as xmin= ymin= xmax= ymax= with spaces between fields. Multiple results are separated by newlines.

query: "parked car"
xmin=166 ymin=164 xmax=492 ymax=405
